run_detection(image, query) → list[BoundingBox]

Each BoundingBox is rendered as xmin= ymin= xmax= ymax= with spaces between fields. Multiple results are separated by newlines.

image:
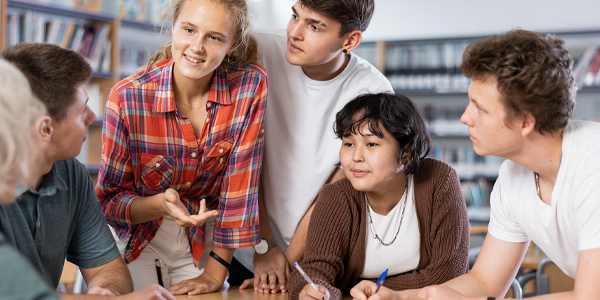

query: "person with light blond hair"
xmin=0 ymin=58 xmax=59 ymax=300
xmin=0 ymin=59 xmax=45 ymax=203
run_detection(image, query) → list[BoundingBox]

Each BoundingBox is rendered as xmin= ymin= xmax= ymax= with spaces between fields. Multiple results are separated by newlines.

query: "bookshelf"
xmin=0 ymin=0 xmax=166 ymax=182
xmin=355 ymin=29 xmax=600 ymax=221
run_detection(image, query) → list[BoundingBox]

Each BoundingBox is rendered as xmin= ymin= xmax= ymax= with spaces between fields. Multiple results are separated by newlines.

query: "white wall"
xmin=248 ymin=0 xmax=600 ymax=41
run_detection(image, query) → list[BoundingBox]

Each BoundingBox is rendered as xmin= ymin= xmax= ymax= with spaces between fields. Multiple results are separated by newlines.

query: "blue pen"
xmin=375 ymin=269 xmax=388 ymax=293
xmin=293 ymin=261 xmax=319 ymax=291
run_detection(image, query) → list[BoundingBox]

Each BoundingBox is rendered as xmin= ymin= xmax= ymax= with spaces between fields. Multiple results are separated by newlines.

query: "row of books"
xmin=384 ymin=41 xmax=471 ymax=75
xmin=462 ymin=179 xmax=493 ymax=209
xmin=416 ymin=104 xmax=469 ymax=136
xmin=462 ymin=179 xmax=494 ymax=222
xmin=429 ymin=145 xmax=504 ymax=179
xmin=352 ymin=43 xmax=378 ymax=68
xmin=355 ymin=41 xmax=473 ymax=91
xmin=391 ymin=73 xmax=470 ymax=92
xmin=9 ymin=0 xmax=167 ymax=24
xmin=120 ymin=46 xmax=154 ymax=77
xmin=573 ymin=46 xmax=600 ymax=88
xmin=5 ymin=9 xmax=112 ymax=72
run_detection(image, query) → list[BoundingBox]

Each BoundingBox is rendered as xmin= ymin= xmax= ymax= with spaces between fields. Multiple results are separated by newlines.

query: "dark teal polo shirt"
xmin=0 ymin=158 xmax=120 ymax=288
xmin=0 ymin=232 xmax=61 ymax=300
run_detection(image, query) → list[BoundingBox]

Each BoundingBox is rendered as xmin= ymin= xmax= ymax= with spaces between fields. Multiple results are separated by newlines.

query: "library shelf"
xmin=0 ymin=0 xmax=165 ymax=175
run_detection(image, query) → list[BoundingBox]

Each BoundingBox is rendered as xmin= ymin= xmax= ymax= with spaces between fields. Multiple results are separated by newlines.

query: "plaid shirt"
xmin=96 ymin=59 xmax=267 ymax=264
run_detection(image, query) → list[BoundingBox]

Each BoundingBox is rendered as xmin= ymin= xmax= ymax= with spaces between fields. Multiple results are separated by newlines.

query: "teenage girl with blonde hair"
xmin=97 ymin=0 xmax=267 ymax=295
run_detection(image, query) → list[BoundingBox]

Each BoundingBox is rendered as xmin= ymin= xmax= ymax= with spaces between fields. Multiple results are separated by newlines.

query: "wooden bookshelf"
xmin=0 ymin=0 xmax=165 ymax=174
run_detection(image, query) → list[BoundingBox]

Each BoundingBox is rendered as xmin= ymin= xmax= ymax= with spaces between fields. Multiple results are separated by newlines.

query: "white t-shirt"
xmin=488 ymin=120 xmax=600 ymax=278
xmin=234 ymin=28 xmax=393 ymax=269
xmin=362 ymin=175 xmax=420 ymax=278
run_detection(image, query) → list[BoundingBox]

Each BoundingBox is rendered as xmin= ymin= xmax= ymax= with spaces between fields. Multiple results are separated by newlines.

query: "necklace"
xmin=173 ymin=92 xmax=203 ymax=107
xmin=534 ymin=150 xmax=563 ymax=198
xmin=364 ymin=182 xmax=409 ymax=246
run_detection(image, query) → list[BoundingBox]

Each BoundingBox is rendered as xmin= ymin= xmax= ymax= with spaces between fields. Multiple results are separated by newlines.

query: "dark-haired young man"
xmin=233 ymin=0 xmax=393 ymax=293
xmin=0 ymin=43 xmax=174 ymax=300
xmin=351 ymin=30 xmax=600 ymax=300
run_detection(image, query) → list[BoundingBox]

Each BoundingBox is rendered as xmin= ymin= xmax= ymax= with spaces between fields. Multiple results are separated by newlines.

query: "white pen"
xmin=293 ymin=261 xmax=319 ymax=291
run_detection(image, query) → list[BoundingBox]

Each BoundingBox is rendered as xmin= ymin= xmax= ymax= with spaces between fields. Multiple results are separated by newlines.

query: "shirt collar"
xmin=153 ymin=59 xmax=232 ymax=113
xmin=16 ymin=163 xmax=68 ymax=197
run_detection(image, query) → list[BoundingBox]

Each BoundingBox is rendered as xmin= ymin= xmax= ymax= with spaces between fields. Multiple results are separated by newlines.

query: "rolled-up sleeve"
xmin=213 ymin=72 xmax=267 ymax=248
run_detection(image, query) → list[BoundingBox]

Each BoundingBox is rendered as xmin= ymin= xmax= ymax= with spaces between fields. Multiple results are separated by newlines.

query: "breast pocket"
xmin=202 ymin=138 xmax=234 ymax=174
xmin=140 ymin=153 xmax=174 ymax=191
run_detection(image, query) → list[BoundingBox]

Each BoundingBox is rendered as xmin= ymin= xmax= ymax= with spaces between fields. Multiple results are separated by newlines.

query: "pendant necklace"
xmin=534 ymin=150 xmax=563 ymax=198
xmin=365 ymin=182 xmax=409 ymax=246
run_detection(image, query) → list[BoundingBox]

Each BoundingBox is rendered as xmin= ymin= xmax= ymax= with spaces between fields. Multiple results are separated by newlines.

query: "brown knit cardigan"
xmin=288 ymin=158 xmax=470 ymax=300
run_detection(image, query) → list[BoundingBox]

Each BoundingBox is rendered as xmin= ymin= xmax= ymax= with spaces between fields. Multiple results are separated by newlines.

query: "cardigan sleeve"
xmin=385 ymin=164 xmax=470 ymax=290
xmin=288 ymin=182 xmax=360 ymax=300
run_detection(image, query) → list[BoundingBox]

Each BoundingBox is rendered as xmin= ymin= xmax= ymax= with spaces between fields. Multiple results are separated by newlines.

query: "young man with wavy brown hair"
xmin=351 ymin=29 xmax=600 ymax=300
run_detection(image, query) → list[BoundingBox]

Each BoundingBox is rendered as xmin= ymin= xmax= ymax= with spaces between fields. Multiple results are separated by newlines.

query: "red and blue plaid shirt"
xmin=96 ymin=59 xmax=267 ymax=264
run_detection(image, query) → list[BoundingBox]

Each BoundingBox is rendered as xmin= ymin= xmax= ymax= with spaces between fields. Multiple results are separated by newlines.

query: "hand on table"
xmin=350 ymin=280 xmax=397 ymax=300
xmin=239 ymin=246 xmax=290 ymax=293
xmin=117 ymin=284 xmax=175 ymax=300
xmin=299 ymin=284 xmax=329 ymax=300
xmin=163 ymin=188 xmax=217 ymax=227
xmin=168 ymin=272 xmax=223 ymax=295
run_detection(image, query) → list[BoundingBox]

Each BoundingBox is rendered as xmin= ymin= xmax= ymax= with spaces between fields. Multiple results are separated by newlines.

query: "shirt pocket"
xmin=140 ymin=153 xmax=174 ymax=191
xmin=202 ymin=137 xmax=235 ymax=174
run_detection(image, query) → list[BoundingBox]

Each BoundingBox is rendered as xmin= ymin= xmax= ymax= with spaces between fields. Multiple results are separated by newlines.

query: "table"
xmin=175 ymin=288 xmax=288 ymax=300
xmin=174 ymin=288 xmax=353 ymax=300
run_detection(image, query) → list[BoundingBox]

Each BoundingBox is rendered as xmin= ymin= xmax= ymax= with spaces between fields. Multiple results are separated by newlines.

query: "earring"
xmin=343 ymin=49 xmax=347 ymax=54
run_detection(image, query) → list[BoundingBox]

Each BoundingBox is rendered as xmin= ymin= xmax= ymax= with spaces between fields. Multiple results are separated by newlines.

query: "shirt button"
xmin=155 ymin=163 xmax=161 ymax=168
xmin=207 ymin=102 xmax=212 ymax=108
xmin=261 ymin=129 xmax=264 ymax=134
xmin=191 ymin=152 xmax=197 ymax=158
xmin=205 ymin=118 xmax=209 ymax=123
xmin=186 ymin=182 xmax=191 ymax=186
xmin=219 ymin=149 xmax=224 ymax=154
xmin=37 ymin=221 xmax=41 ymax=227
xmin=142 ymin=240 xmax=148 ymax=246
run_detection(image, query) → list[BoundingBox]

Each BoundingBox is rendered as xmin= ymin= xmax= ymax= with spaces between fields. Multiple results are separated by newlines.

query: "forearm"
xmin=60 ymin=294 xmax=106 ymax=300
xmin=286 ymin=167 xmax=345 ymax=263
xmin=441 ymin=272 xmax=498 ymax=298
xmin=205 ymin=246 xmax=234 ymax=284
xmin=129 ymin=193 xmax=166 ymax=224
xmin=257 ymin=181 xmax=275 ymax=240
xmin=60 ymin=294 xmax=129 ymax=300
xmin=284 ymin=202 xmax=314 ymax=264
xmin=83 ymin=257 xmax=133 ymax=295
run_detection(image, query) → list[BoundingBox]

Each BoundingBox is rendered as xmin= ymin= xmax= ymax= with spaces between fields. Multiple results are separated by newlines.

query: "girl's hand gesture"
xmin=162 ymin=188 xmax=218 ymax=227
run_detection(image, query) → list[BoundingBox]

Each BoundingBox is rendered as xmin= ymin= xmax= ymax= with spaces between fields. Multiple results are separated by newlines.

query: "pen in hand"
xmin=293 ymin=261 xmax=319 ymax=291
xmin=375 ymin=269 xmax=388 ymax=293
xmin=155 ymin=259 xmax=164 ymax=287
